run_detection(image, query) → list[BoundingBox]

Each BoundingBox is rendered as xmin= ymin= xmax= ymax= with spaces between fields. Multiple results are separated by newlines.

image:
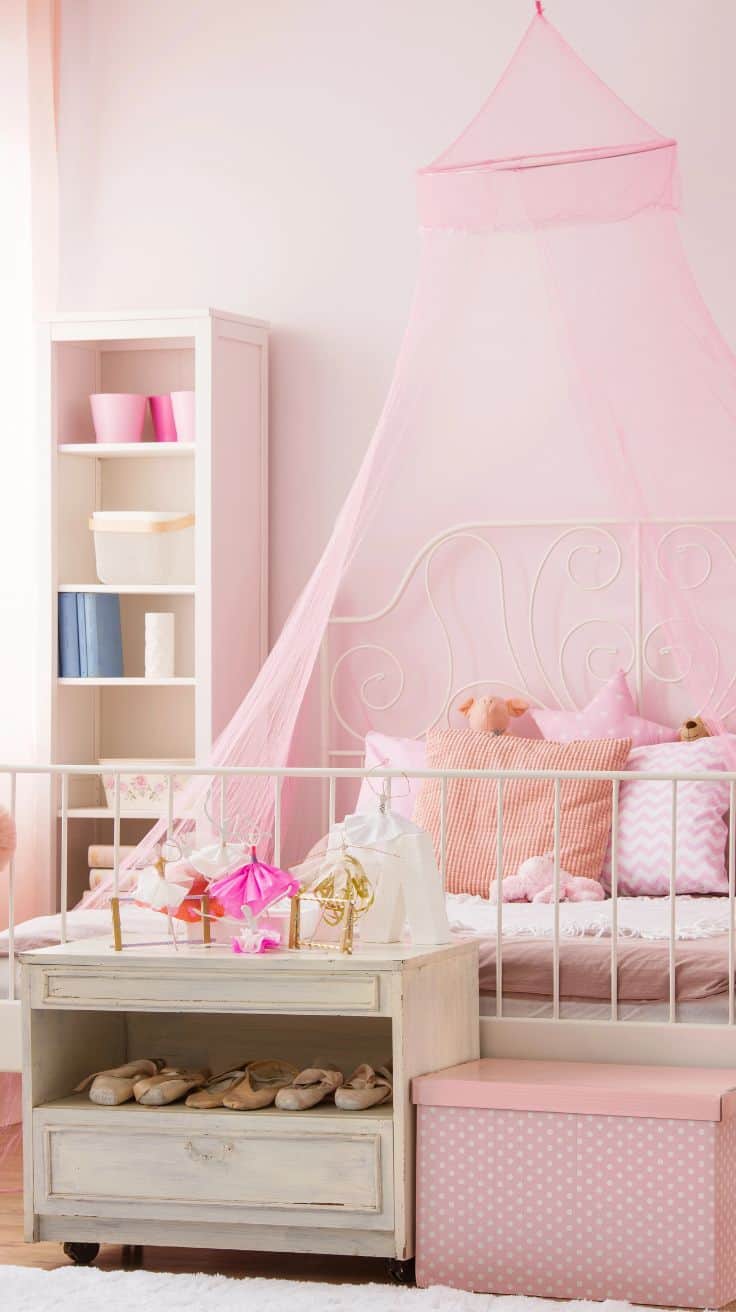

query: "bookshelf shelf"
xmin=58 ymin=584 xmax=196 ymax=595
xmin=42 ymin=308 xmax=269 ymax=906
xmin=59 ymin=443 xmax=194 ymax=458
xmin=58 ymin=677 xmax=196 ymax=688
xmin=58 ymin=806 xmax=196 ymax=820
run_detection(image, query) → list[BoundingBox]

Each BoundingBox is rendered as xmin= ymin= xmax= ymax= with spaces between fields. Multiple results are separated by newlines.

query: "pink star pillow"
xmin=530 ymin=669 xmax=677 ymax=748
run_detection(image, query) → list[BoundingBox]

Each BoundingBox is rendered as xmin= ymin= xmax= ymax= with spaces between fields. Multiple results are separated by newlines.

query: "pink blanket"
xmin=474 ymin=933 xmax=733 ymax=1003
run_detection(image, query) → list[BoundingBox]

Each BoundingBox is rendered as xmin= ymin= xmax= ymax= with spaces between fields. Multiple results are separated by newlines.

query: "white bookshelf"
xmin=38 ymin=308 xmax=269 ymax=906
xmin=58 ymin=677 xmax=197 ymax=687
xmin=59 ymin=443 xmax=193 ymax=459
xmin=58 ymin=584 xmax=196 ymax=595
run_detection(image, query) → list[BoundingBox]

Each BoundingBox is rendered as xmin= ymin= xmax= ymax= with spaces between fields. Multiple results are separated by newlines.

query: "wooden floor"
xmin=0 ymin=1142 xmax=391 ymax=1282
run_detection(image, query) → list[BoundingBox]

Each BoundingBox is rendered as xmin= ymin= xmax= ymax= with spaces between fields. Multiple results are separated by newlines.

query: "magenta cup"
xmin=170 ymin=390 xmax=195 ymax=444
xmin=149 ymin=394 xmax=178 ymax=442
xmin=89 ymin=393 xmax=146 ymax=443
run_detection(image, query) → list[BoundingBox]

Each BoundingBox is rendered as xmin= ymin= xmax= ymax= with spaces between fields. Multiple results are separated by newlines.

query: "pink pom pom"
xmin=0 ymin=807 xmax=16 ymax=873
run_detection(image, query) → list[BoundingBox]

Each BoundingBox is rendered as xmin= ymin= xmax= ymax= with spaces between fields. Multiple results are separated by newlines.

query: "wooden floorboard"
xmin=0 ymin=1142 xmax=391 ymax=1282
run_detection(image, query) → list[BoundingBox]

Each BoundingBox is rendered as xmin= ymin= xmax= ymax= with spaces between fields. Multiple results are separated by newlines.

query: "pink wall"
xmin=57 ymin=0 xmax=736 ymax=639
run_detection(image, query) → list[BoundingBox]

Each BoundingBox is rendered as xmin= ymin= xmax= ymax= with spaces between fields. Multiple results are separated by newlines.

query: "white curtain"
xmin=0 ymin=0 xmax=58 ymax=928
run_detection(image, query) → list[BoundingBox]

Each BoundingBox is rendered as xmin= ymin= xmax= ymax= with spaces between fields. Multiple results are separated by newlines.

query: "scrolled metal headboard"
xmin=322 ymin=519 xmax=736 ymax=760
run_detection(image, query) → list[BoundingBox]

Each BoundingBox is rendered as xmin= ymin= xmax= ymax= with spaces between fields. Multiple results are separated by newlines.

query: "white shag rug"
xmin=0 ymin=1267 xmax=652 ymax=1312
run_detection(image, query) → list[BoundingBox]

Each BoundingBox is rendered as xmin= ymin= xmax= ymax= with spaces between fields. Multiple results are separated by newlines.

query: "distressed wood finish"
xmin=35 ymin=1102 xmax=393 ymax=1227
xmin=21 ymin=938 xmax=479 ymax=1261
xmin=32 ymin=966 xmax=386 ymax=1014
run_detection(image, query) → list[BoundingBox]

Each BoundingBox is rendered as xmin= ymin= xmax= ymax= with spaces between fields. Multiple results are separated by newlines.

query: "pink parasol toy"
xmin=208 ymin=837 xmax=299 ymax=919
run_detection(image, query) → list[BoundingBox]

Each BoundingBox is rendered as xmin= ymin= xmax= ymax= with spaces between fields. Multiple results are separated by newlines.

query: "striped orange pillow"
xmin=414 ymin=729 xmax=631 ymax=898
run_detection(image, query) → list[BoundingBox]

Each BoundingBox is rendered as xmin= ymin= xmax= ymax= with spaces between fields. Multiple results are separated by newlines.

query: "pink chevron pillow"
xmin=531 ymin=669 xmax=676 ymax=748
xmin=602 ymin=737 xmax=732 ymax=895
xmin=414 ymin=729 xmax=631 ymax=898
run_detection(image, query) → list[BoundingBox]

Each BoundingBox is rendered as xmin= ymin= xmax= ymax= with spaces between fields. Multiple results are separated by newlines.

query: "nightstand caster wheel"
xmin=387 ymin=1257 xmax=415 ymax=1285
xmin=63 ymin=1242 xmax=99 ymax=1266
xmin=122 ymin=1244 xmax=143 ymax=1267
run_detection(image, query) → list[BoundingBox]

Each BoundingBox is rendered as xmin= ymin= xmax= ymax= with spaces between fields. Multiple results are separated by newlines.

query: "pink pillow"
xmin=531 ymin=669 xmax=676 ymax=748
xmin=356 ymin=731 xmax=427 ymax=819
xmin=414 ymin=729 xmax=631 ymax=898
xmin=602 ymin=737 xmax=732 ymax=895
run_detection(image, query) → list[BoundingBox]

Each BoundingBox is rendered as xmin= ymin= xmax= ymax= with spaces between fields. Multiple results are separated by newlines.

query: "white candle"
xmin=145 ymin=612 xmax=175 ymax=679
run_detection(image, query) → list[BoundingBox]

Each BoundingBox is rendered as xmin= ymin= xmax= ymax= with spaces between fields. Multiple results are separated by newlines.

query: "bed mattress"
xmin=478 ymin=993 xmax=734 ymax=1023
xmin=447 ymin=892 xmax=736 ymax=1015
xmin=1 ymin=897 xmax=733 ymax=1019
xmin=0 ymin=960 xmax=729 ymax=1024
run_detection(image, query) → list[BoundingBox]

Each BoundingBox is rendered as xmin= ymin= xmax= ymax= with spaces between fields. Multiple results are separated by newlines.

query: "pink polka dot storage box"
xmin=412 ymin=1058 xmax=736 ymax=1307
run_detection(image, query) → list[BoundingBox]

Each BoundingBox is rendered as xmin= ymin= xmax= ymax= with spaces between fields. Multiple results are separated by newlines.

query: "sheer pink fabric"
xmin=77 ymin=9 xmax=736 ymax=890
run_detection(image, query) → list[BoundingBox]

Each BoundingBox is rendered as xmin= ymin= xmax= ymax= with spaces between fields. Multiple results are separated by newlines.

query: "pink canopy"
xmin=85 ymin=4 xmax=736 ymax=887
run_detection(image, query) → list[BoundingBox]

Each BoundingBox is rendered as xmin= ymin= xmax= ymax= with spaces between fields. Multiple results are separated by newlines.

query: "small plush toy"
xmin=458 ymin=695 xmax=528 ymax=735
xmin=0 ymin=806 xmax=16 ymax=872
xmin=490 ymin=854 xmax=605 ymax=903
xmin=679 ymin=716 xmax=711 ymax=742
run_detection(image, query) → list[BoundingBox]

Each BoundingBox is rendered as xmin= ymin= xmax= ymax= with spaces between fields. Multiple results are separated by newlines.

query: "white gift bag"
xmin=328 ymin=808 xmax=450 ymax=945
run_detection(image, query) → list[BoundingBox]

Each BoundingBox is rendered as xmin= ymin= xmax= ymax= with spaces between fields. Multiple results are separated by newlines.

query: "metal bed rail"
xmin=2 ymin=761 xmax=735 ymax=1028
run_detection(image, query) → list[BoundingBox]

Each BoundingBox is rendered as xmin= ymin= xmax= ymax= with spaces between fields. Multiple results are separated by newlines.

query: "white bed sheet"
xmin=447 ymin=892 xmax=735 ymax=940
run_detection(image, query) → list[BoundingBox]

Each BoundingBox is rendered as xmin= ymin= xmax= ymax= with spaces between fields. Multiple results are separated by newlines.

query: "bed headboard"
xmin=322 ymin=520 xmax=736 ymax=761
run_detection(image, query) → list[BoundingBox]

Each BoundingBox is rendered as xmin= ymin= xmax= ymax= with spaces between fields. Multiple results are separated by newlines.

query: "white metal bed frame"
xmin=3 ymin=519 xmax=736 ymax=1070
xmin=322 ymin=519 xmax=736 ymax=753
xmin=2 ymin=756 xmax=736 ymax=1074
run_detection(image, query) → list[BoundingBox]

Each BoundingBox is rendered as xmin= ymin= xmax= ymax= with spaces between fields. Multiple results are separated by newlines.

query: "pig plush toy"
xmin=458 ymin=695 xmax=528 ymax=735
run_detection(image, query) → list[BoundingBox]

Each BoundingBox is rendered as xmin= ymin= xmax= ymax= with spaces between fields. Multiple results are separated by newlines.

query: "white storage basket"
xmin=90 ymin=511 xmax=195 ymax=585
xmin=99 ymin=759 xmax=193 ymax=813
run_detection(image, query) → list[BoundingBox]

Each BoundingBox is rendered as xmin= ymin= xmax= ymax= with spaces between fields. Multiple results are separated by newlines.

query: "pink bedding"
xmin=473 ymin=933 xmax=733 ymax=1004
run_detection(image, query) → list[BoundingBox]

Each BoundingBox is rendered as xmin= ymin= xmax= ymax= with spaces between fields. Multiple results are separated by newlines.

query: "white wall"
xmin=57 ymin=0 xmax=736 ymax=638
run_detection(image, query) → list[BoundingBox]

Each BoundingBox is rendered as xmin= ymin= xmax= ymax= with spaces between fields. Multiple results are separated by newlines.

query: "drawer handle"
xmin=185 ymin=1139 xmax=234 ymax=1165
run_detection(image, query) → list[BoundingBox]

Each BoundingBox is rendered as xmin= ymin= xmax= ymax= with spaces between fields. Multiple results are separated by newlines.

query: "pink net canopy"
xmin=83 ymin=6 xmax=736 ymax=892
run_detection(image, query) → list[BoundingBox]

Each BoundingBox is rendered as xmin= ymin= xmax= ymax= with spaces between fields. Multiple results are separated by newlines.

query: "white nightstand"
xmin=21 ymin=936 xmax=479 ymax=1279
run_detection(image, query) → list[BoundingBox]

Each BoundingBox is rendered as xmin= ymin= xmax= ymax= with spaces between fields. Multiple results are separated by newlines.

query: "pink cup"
xmin=149 ymin=394 xmax=178 ymax=442
xmin=170 ymin=390 xmax=195 ymax=444
xmin=89 ymin=393 xmax=146 ymax=443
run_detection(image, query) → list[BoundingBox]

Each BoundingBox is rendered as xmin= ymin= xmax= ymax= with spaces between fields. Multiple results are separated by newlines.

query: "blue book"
xmin=76 ymin=593 xmax=88 ymax=677
xmin=58 ymin=594 xmax=80 ymax=677
xmin=83 ymin=593 xmax=123 ymax=678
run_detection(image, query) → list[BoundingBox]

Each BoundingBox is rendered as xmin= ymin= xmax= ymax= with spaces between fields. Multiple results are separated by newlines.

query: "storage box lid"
xmin=89 ymin=510 xmax=194 ymax=534
xmin=412 ymin=1058 xmax=736 ymax=1122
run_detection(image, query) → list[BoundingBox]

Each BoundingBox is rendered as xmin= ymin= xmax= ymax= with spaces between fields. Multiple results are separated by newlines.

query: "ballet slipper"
xmin=222 ymin=1059 xmax=298 ymax=1110
xmin=133 ymin=1067 xmax=209 ymax=1106
xmin=334 ymin=1064 xmax=392 ymax=1111
xmin=74 ymin=1058 xmax=165 ymax=1106
xmin=185 ymin=1065 xmax=250 ymax=1109
xmin=274 ymin=1064 xmax=343 ymax=1111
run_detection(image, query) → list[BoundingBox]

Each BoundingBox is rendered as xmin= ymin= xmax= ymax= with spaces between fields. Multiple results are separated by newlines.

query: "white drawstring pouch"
xmin=326 ymin=809 xmax=451 ymax=945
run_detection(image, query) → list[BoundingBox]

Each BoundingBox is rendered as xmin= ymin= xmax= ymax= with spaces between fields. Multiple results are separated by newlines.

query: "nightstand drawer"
xmin=34 ymin=1108 xmax=393 ymax=1230
xmin=31 ymin=966 xmax=385 ymax=1014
